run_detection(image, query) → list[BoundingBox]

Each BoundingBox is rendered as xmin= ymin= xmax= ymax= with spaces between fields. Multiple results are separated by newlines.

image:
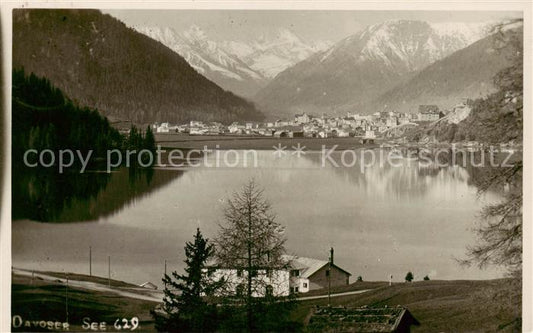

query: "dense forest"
xmin=12 ymin=69 xmax=162 ymax=222
xmin=12 ymin=68 xmax=123 ymax=160
xmin=12 ymin=9 xmax=264 ymax=125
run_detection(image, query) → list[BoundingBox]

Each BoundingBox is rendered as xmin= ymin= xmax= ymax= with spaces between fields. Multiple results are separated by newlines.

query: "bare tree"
xmin=462 ymin=163 xmax=522 ymax=276
xmin=215 ymin=179 xmax=290 ymax=332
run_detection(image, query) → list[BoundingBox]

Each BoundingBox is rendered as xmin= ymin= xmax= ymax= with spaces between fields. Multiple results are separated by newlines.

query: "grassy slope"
xmin=35 ymin=271 xmax=140 ymax=288
xmin=293 ymin=279 xmax=521 ymax=333
xmin=11 ymin=274 xmax=157 ymax=332
xmin=12 ymin=272 xmax=521 ymax=332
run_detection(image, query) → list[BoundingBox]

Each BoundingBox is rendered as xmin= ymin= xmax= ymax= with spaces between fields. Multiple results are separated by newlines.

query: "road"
xmin=296 ymin=289 xmax=371 ymax=301
xmin=12 ymin=268 xmax=163 ymax=302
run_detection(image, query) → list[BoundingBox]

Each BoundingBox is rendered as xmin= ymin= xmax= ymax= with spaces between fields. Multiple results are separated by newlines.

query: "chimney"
xmin=330 ymin=247 xmax=334 ymax=265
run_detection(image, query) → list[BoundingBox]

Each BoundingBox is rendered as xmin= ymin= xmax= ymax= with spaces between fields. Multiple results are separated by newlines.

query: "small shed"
xmin=307 ymin=306 xmax=420 ymax=333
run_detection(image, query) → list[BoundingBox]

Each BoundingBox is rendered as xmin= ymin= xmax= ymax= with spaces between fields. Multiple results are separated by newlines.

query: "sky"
xmin=104 ymin=10 xmax=522 ymax=43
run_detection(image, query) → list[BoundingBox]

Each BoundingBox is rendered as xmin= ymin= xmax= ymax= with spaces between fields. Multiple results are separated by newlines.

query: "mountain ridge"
xmin=254 ymin=19 xmax=492 ymax=118
xmin=373 ymin=28 xmax=518 ymax=113
xmin=13 ymin=9 xmax=264 ymax=125
xmin=134 ymin=24 xmax=331 ymax=98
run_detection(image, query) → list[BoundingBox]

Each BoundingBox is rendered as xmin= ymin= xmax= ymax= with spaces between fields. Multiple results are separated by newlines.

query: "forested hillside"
xmin=12 ymin=9 xmax=263 ymax=125
xmin=402 ymin=25 xmax=523 ymax=144
xmin=374 ymin=27 xmax=519 ymax=114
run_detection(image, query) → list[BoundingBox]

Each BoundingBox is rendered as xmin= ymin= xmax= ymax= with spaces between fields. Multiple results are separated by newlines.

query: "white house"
xmin=156 ymin=122 xmax=170 ymax=133
xmin=205 ymin=252 xmax=351 ymax=296
xmin=204 ymin=267 xmax=290 ymax=297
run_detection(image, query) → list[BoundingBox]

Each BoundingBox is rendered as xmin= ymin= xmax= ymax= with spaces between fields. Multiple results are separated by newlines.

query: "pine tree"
xmin=144 ymin=125 xmax=156 ymax=153
xmin=215 ymin=179 xmax=297 ymax=332
xmin=405 ymin=272 xmax=414 ymax=282
xmin=155 ymin=228 xmax=221 ymax=332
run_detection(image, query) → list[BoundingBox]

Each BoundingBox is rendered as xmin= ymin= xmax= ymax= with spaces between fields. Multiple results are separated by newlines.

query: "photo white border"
xmin=1 ymin=1 xmax=531 ymax=332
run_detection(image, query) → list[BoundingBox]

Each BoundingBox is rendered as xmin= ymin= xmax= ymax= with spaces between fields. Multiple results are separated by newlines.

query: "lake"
xmin=12 ymin=149 xmax=507 ymax=288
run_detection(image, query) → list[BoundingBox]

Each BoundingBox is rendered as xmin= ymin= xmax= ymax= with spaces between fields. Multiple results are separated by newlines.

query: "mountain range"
xmin=13 ymin=9 xmax=518 ymax=126
xmin=372 ymin=27 xmax=518 ymax=114
xmin=12 ymin=9 xmax=263 ymax=125
xmin=134 ymin=25 xmax=331 ymax=98
xmin=254 ymin=20 xmax=495 ymax=118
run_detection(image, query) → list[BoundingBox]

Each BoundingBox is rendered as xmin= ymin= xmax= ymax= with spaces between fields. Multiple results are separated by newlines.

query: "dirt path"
xmin=12 ymin=268 xmax=163 ymax=302
xmin=296 ymin=289 xmax=371 ymax=301
xmin=13 ymin=268 xmax=371 ymax=303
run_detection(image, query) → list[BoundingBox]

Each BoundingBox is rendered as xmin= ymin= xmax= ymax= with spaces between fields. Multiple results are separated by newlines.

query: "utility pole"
xmin=108 ymin=256 xmax=111 ymax=287
xmin=327 ymin=247 xmax=333 ymax=306
xmin=65 ymin=273 xmax=69 ymax=323
xmin=89 ymin=246 xmax=92 ymax=277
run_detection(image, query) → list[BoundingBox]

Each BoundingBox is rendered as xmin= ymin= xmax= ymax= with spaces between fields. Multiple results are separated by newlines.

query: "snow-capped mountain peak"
xmin=319 ymin=19 xmax=490 ymax=72
xmin=275 ymin=28 xmax=303 ymax=44
xmin=182 ymin=24 xmax=208 ymax=42
xmin=133 ymin=24 xmax=331 ymax=97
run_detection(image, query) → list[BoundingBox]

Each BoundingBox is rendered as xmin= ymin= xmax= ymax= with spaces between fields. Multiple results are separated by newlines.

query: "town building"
xmin=273 ymin=126 xmax=304 ymax=138
xmin=139 ymin=282 xmax=158 ymax=290
xmin=417 ymin=105 xmax=441 ymax=122
xmin=294 ymin=113 xmax=312 ymax=124
xmin=156 ymin=122 xmax=170 ymax=133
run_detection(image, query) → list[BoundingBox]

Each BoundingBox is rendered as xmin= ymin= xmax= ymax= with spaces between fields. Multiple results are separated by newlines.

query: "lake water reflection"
xmin=12 ymin=150 xmax=506 ymax=288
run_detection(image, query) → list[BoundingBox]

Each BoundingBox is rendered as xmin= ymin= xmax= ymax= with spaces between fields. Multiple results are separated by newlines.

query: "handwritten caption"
xmin=12 ymin=315 xmax=139 ymax=331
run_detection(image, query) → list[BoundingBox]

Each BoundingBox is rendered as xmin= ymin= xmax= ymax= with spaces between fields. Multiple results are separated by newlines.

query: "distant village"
xmin=151 ymin=104 xmax=467 ymax=140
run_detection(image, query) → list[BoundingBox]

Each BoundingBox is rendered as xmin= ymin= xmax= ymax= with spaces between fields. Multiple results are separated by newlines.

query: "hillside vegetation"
xmin=401 ymin=26 xmax=522 ymax=144
xmin=12 ymin=272 xmax=521 ymax=333
xmin=375 ymin=28 xmax=518 ymax=114
xmin=13 ymin=9 xmax=263 ymax=125
xmin=12 ymin=273 xmax=157 ymax=332
xmin=294 ymin=279 xmax=521 ymax=333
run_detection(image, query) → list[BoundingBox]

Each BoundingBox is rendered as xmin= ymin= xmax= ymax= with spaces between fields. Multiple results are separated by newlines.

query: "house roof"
xmin=205 ymin=255 xmax=351 ymax=277
xmin=139 ymin=282 xmax=158 ymax=289
xmin=307 ymin=306 xmax=420 ymax=333
xmin=283 ymin=255 xmax=351 ymax=278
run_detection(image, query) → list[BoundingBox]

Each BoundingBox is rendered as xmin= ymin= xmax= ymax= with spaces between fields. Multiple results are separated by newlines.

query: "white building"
xmin=156 ymin=122 xmax=170 ymax=133
xmin=228 ymin=122 xmax=245 ymax=134
xmin=365 ymin=130 xmax=376 ymax=138
xmin=206 ymin=253 xmax=351 ymax=296
xmin=294 ymin=113 xmax=311 ymax=124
